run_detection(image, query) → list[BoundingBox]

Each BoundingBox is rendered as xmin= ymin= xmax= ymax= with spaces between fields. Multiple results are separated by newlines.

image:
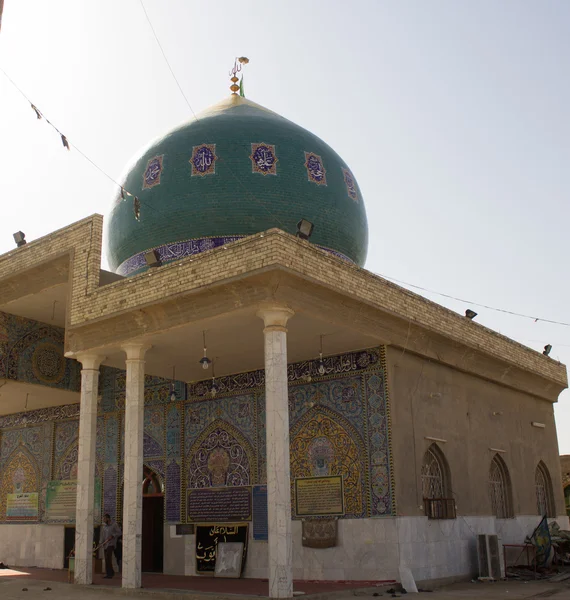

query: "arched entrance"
xmin=141 ymin=465 xmax=164 ymax=573
xmin=120 ymin=465 xmax=164 ymax=573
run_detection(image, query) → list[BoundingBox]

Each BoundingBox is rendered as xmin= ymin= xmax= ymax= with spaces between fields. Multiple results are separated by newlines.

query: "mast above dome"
xmin=229 ymin=57 xmax=249 ymax=97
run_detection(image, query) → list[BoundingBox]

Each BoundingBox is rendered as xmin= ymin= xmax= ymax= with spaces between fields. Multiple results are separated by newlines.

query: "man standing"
xmin=100 ymin=513 xmax=122 ymax=579
xmin=113 ymin=524 xmax=123 ymax=571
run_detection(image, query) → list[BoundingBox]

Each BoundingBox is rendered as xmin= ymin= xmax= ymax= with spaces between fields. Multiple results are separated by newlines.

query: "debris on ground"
xmin=549 ymin=521 xmax=570 ymax=563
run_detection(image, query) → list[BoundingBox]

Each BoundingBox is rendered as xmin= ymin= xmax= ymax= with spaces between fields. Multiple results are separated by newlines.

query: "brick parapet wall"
xmin=0 ymin=215 xmax=103 ymax=321
xmin=0 ymin=218 xmax=565 ymax=389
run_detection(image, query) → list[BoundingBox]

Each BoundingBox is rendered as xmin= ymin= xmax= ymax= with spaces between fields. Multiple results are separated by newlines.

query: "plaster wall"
xmin=386 ymin=349 xmax=566 ymax=518
xmin=0 ymin=524 xmax=65 ymax=569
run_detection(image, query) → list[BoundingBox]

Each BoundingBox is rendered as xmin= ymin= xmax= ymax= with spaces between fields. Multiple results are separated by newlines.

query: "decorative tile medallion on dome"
xmin=190 ymin=144 xmax=218 ymax=177
xmin=250 ymin=143 xmax=278 ymax=175
xmin=142 ymin=155 xmax=164 ymax=189
xmin=342 ymin=167 xmax=358 ymax=202
xmin=304 ymin=152 xmax=327 ymax=185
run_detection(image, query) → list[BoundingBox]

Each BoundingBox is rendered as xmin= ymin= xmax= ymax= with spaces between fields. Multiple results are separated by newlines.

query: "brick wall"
xmin=0 ymin=218 xmax=565 ymax=392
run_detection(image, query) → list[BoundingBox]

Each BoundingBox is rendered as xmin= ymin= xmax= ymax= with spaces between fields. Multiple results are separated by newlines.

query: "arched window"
xmin=564 ymin=484 xmax=570 ymax=517
xmin=421 ymin=444 xmax=455 ymax=519
xmin=489 ymin=454 xmax=513 ymax=519
xmin=535 ymin=462 xmax=555 ymax=517
xmin=142 ymin=466 xmax=163 ymax=496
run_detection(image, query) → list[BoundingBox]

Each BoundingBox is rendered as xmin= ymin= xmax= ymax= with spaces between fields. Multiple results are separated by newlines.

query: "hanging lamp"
xmin=211 ymin=359 xmax=219 ymax=397
xmin=199 ymin=330 xmax=212 ymax=369
xmin=169 ymin=366 xmax=177 ymax=402
xmin=318 ymin=334 xmax=326 ymax=375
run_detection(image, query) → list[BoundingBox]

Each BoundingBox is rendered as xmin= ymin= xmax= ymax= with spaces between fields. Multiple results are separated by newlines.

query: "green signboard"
xmin=46 ymin=479 xmax=102 ymax=523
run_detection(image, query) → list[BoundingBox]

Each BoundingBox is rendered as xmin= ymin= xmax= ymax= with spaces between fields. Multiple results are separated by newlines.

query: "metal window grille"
xmin=489 ymin=457 xmax=510 ymax=518
xmin=421 ymin=448 xmax=444 ymax=499
xmin=421 ymin=447 xmax=455 ymax=519
xmin=424 ymin=497 xmax=456 ymax=519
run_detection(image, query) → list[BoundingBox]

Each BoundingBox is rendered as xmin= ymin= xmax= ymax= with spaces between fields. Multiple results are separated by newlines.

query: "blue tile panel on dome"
xmin=0 ymin=321 xmax=394 ymax=524
xmin=190 ymin=144 xmax=217 ymax=177
xmin=105 ymin=96 xmax=369 ymax=273
xmin=250 ymin=143 xmax=278 ymax=175
xmin=116 ymin=235 xmax=354 ymax=277
xmin=342 ymin=168 xmax=358 ymax=202
xmin=304 ymin=152 xmax=327 ymax=186
xmin=143 ymin=155 xmax=164 ymax=189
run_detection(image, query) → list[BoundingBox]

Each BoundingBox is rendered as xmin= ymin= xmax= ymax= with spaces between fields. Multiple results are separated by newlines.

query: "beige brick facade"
xmin=0 ymin=216 xmax=566 ymax=401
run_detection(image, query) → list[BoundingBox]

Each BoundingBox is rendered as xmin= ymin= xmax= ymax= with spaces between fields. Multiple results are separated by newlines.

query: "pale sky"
xmin=1 ymin=1 xmax=569 ymax=453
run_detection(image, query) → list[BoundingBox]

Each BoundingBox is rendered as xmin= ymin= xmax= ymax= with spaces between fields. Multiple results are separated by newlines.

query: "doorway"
xmin=64 ymin=527 xmax=75 ymax=569
xmin=141 ymin=466 xmax=164 ymax=573
xmin=63 ymin=525 xmax=100 ymax=570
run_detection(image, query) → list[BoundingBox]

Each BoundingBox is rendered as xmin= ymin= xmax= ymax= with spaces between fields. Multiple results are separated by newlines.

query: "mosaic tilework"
xmin=103 ymin=414 xmax=120 ymax=519
xmin=53 ymin=420 xmax=80 ymax=483
xmin=96 ymin=416 xmax=105 ymax=465
xmin=0 ymin=327 xmax=393 ymax=524
xmin=250 ymin=143 xmax=278 ymax=175
xmin=116 ymin=236 xmax=245 ymax=276
xmin=57 ymin=443 xmax=79 ymax=480
xmin=342 ymin=168 xmax=358 ymax=202
xmin=256 ymin=393 xmax=267 ymax=485
xmin=304 ymin=152 xmax=327 ymax=185
xmin=147 ymin=460 xmax=165 ymax=485
xmin=186 ymin=420 xmax=256 ymax=488
xmin=0 ymin=312 xmax=80 ymax=391
xmin=0 ymin=426 xmax=45 ymax=464
xmin=166 ymin=405 xmax=181 ymax=459
xmin=0 ymin=404 xmax=80 ymax=430
xmin=190 ymin=144 xmax=217 ymax=177
xmin=0 ymin=447 xmax=41 ymax=521
xmin=290 ymin=407 xmax=366 ymax=517
xmin=53 ymin=420 xmax=79 ymax=469
xmin=142 ymin=155 xmax=164 ymax=189
xmin=104 ymin=466 xmax=118 ymax=519
xmin=144 ymin=406 xmax=165 ymax=458
xmin=165 ymin=403 xmax=182 ymax=521
xmin=166 ymin=458 xmax=181 ymax=522
xmin=116 ymin=238 xmax=354 ymax=277
xmin=184 ymin=348 xmax=391 ymax=520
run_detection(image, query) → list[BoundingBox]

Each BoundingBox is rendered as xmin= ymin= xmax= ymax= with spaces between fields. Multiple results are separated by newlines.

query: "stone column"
xmin=257 ymin=305 xmax=295 ymax=599
xmin=74 ymin=354 xmax=104 ymax=585
xmin=121 ymin=343 xmax=150 ymax=589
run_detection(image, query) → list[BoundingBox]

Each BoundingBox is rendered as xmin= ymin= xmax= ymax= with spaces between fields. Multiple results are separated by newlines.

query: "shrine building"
xmin=0 ymin=89 xmax=568 ymax=596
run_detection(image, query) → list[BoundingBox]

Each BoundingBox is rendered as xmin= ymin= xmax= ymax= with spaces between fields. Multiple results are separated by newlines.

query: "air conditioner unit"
xmin=477 ymin=534 xmax=502 ymax=580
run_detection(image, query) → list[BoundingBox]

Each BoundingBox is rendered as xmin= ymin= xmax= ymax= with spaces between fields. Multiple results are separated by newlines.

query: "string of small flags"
xmin=29 ymin=103 xmax=70 ymax=150
xmin=28 ymin=101 xmax=140 ymax=220
xmin=1 ymin=67 xmax=142 ymax=221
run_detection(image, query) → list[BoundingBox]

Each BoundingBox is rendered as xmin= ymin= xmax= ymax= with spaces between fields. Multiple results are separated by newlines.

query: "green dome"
xmin=105 ymin=95 xmax=368 ymax=276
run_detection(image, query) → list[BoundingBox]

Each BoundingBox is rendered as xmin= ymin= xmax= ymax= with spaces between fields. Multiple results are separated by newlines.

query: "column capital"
xmin=256 ymin=304 xmax=294 ymax=331
xmin=122 ymin=343 xmax=151 ymax=361
xmin=75 ymin=353 xmax=105 ymax=371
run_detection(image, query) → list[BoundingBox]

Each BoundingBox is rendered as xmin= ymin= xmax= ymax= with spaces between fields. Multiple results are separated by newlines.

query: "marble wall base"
xmin=143 ymin=514 xmax=570 ymax=583
xmin=162 ymin=524 xmax=185 ymax=576
xmin=0 ymin=525 xmax=65 ymax=569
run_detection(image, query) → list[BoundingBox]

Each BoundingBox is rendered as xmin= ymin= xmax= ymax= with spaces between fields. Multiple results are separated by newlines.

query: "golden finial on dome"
xmin=229 ymin=57 xmax=249 ymax=97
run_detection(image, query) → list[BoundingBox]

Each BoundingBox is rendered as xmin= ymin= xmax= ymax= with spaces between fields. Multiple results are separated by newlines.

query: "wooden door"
xmin=141 ymin=496 xmax=164 ymax=572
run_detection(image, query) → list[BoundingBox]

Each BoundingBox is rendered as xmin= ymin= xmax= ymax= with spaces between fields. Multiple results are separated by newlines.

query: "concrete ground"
xmin=0 ymin=570 xmax=569 ymax=600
